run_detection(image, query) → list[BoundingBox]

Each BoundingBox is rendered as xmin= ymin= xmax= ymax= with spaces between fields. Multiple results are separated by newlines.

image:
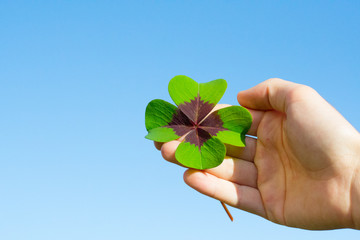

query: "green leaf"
xmin=144 ymin=76 xmax=253 ymax=170
xmin=145 ymin=99 xmax=180 ymax=142
xmin=175 ymin=137 xmax=226 ymax=170
xmin=168 ymin=75 xmax=198 ymax=106
xmin=218 ymin=106 xmax=252 ymax=132
xmin=145 ymin=99 xmax=178 ymax=131
xmin=168 ymin=75 xmax=227 ymax=106
xmin=214 ymin=106 xmax=252 ymax=146
xmin=145 ymin=127 xmax=179 ymax=142
xmin=199 ymin=79 xmax=227 ymax=105
xmin=214 ymin=130 xmax=245 ymax=147
xmin=168 ymin=75 xmax=227 ymax=125
xmin=168 ymin=75 xmax=227 ymax=107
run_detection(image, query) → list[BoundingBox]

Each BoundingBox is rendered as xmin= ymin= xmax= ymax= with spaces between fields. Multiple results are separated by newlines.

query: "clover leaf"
xmin=145 ymin=75 xmax=252 ymax=170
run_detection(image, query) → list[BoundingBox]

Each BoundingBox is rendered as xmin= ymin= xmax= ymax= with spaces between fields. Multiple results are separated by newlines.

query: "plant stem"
xmin=220 ymin=201 xmax=233 ymax=221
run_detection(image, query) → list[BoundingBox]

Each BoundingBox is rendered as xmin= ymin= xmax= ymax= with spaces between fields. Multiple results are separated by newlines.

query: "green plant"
xmin=145 ymin=75 xmax=252 ymax=170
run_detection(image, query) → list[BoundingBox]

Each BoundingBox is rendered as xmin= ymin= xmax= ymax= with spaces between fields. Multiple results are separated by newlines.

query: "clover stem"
xmin=220 ymin=201 xmax=233 ymax=221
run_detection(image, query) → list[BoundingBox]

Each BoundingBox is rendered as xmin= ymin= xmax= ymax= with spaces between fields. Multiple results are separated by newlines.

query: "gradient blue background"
xmin=1 ymin=1 xmax=359 ymax=239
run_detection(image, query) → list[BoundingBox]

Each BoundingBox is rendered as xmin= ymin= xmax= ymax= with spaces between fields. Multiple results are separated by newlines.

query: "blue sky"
xmin=0 ymin=1 xmax=359 ymax=239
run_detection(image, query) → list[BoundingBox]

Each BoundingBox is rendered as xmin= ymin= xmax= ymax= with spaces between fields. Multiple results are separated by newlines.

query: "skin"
xmin=155 ymin=78 xmax=360 ymax=230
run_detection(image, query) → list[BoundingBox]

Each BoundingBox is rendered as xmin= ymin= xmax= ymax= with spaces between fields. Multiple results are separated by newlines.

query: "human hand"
xmin=156 ymin=78 xmax=360 ymax=230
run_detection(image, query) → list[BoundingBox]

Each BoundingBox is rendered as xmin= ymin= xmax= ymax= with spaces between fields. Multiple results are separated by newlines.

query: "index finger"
xmin=237 ymin=78 xmax=302 ymax=112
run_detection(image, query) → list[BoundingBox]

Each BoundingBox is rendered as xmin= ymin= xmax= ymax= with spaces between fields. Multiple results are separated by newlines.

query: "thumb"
xmin=237 ymin=78 xmax=302 ymax=112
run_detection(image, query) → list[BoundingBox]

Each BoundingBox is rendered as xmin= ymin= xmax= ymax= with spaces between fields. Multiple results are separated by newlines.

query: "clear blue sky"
xmin=0 ymin=1 xmax=359 ymax=239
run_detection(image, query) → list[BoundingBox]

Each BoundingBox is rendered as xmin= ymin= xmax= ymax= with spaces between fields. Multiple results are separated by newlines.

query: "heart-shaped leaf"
xmin=145 ymin=75 xmax=252 ymax=170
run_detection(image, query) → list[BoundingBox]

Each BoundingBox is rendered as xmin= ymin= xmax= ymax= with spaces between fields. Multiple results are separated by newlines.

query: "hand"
xmin=155 ymin=78 xmax=360 ymax=230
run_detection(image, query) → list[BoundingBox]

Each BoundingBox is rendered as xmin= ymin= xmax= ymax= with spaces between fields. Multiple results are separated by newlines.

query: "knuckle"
xmin=265 ymin=78 xmax=286 ymax=84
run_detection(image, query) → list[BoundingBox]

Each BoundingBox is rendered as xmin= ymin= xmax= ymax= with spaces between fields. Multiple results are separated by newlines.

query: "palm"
xmin=254 ymin=97 xmax=354 ymax=229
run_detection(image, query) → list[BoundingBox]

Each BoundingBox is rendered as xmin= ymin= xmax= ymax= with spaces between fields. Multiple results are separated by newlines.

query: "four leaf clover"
xmin=145 ymin=75 xmax=252 ymax=170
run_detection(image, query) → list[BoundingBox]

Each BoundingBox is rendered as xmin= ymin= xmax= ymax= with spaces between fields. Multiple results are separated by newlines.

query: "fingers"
xmin=225 ymin=137 xmax=257 ymax=162
xmin=154 ymin=141 xmax=163 ymax=150
xmin=205 ymin=156 xmax=258 ymax=187
xmin=161 ymin=136 xmax=257 ymax=166
xmin=237 ymin=78 xmax=301 ymax=112
xmin=246 ymin=108 xmax=264 ymax=136
xmin=212 ymin=103 xmax=231 ymax=111
xmin=160 ymin=140 xmax=183 ymax=166
xmin=161 ymin=139 xmax=258 ymax=188
xmin=184 ymin=169 xmax=266 ymax=218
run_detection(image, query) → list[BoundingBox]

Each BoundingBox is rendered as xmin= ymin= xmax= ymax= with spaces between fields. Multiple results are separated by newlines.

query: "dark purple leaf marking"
xmin=167 ymin=108 xmax=194 ymax=136
xmin=185 ymin=128 xmax=211 ymax=149
xmin=199 ymin=109 xmax=226 ymax=136
xmin=178 ymin=94 xmax=214 ymax=125
xmin=165 ymin=95 xmax=226 ymax=150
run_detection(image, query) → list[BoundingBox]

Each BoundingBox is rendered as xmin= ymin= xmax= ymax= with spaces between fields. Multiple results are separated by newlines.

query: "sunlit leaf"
xmin=145 ymin=75 xmax=252 ymax=170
